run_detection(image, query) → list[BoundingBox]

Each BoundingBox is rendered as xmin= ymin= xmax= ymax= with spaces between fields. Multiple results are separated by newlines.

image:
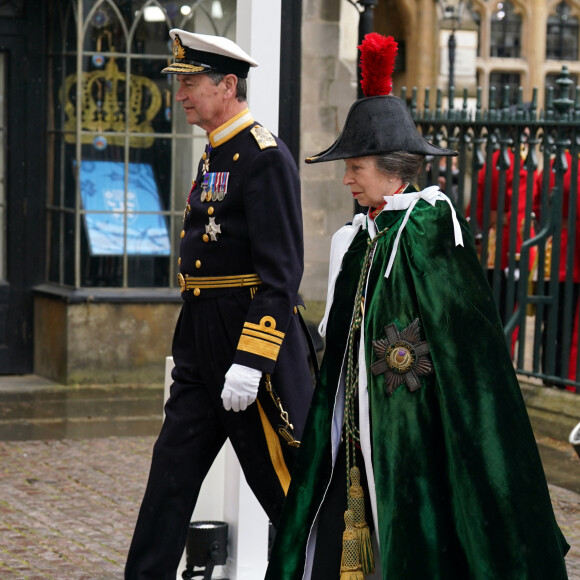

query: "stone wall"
xmin=299 ymin=0 xmax=358 ymax=301
xmin=34 ymin=291 xmax=180 ymax=385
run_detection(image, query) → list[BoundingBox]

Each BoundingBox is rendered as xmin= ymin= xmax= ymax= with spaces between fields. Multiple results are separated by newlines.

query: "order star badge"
xmin=370 ymin=318 xmax=433 ymax=396
xmin=205 ymin=217 xmax=221 ymax=241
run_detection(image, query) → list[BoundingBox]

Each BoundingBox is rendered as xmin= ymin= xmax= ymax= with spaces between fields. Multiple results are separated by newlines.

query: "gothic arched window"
xmin=490 ymin=1 xmax=521 ymax=58
xmin=47 ymin=0 xmax=237 ymax=289
xmin=546 ymin=1 xmax=579 ymax=60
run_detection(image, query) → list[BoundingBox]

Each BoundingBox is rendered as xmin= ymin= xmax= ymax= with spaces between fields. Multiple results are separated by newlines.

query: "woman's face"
xmin=342 ymin=156 xmax=395 ymax=207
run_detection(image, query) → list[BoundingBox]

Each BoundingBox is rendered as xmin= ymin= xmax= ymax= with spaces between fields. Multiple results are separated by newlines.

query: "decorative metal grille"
xmin=407 ymin=66 xmax=580 ymax=390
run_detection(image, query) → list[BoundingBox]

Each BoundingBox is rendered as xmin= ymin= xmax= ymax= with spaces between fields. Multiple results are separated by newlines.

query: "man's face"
xmin=175 ymin=74 xmax=224 ymax=131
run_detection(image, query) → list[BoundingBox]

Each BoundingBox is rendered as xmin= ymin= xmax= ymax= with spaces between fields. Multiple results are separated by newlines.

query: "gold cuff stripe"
xmin=237 ymin=335 xmax=281 ymax=360
xmin=243 ymin=321 xmax=285 ymax=339
xmin=241 ymin=328 xmax=284 ymax=345
xmin=256 ymin=400 xmax=291 ymax=495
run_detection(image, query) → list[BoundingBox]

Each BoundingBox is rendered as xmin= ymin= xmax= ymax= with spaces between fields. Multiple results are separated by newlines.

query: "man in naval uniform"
xmin=125 ymin=30 xmax=313 ymax=579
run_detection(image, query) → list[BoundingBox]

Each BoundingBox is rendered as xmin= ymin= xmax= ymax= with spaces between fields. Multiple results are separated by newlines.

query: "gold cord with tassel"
xmin=348 ymin=466 xmax=374 ymax=575
xmin=339 ymin=509 xmax=365 ymax=580
xmin=340 ymin=232 xmax=387 ymax=579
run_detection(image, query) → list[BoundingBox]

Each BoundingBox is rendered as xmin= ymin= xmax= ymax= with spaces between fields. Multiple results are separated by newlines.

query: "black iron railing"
xmin=406 ymin=66 xmax=579 ymax=392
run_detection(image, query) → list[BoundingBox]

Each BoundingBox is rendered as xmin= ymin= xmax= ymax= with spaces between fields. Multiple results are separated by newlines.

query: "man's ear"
xmin=222 ymin=74 xmax=238 ymax=99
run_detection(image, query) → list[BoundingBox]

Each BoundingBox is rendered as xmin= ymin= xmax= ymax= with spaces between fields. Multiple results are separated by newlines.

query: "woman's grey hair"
xmin=375 ymin=151 xmax=424 ymax=183
xmin=206 ymin=71 xmax=247 ymax=102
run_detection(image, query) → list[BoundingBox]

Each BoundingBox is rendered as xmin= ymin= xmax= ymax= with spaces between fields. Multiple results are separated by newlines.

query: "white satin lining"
xmin=358 ymin=317 xmax=379 ymax=551
xmin=318 ymin=213 xmax=367 ymax=337
xmin=383 ymin=185 xmax=464 ymax=278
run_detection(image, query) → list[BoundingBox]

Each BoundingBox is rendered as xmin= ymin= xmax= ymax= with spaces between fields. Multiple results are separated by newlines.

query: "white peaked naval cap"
xmin=162 ymin=29 xmax=259 ymax=78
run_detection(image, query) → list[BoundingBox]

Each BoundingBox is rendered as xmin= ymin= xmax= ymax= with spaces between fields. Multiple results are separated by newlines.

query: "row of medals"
xmin=184 ymin=148 xmax=227 ymax=220
xmin=200 ymin=177 xmax=227 ymax=202
xmin=201 ymin=148 xmax=228 ymax=202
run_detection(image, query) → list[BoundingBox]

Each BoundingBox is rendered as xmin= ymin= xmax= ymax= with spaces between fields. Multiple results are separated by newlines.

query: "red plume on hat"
xmin=305 ymin=32 xmax=457 ymax=163
xmin=358 ymin=33 xmax=398 ymax=98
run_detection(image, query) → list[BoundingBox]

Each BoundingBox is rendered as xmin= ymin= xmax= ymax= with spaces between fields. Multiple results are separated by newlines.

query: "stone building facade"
xmin=298 ymin=0 xmax=580 ymax=300
xmin=1 ymin=0 xmax=578 ymax=382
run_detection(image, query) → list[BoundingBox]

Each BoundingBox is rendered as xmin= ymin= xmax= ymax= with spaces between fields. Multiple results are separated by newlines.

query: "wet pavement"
xmin=0 ymin=439 xmax=579 ymax=579
xmin=0 ymin=377 xmax=579 ymax=579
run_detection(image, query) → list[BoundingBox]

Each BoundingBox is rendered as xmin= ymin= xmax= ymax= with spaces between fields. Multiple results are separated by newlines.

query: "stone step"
xmin=0 ymin=377 xmax=165 ymax=440
xmin=0 ymin=384 xmax=164 ymax=421
xmin=0 ymin=415 xmax=163 ymax=441
xmin=520 ymin=381 xmax=580 ymax=442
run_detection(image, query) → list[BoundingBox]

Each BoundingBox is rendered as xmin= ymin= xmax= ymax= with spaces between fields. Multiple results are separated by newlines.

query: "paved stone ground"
xmin=0 ymin=436 xmax=578 ymax=579
xmin=0 ymin=437 xmax=152 ymax=579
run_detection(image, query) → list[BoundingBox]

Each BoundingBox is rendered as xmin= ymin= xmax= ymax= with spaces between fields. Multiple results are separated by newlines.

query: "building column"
xmin=528 ymin=0 xmax=548 ymax=111
xmin=414 ymin=0 xmax=435 ymax=105
xmin=236 ymin=0 xmax=282 ymax=132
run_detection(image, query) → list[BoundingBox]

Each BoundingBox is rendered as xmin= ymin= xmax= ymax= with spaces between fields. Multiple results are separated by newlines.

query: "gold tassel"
xmin=340 ymin=509 xmax=365 ymax=580
xmin=348 ymin=466 xmax=374 ymax=575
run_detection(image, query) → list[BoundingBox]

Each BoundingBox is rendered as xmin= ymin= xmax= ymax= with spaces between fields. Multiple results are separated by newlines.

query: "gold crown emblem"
xmin=60 ymin=56 xmax=162 ymax=149
xmin=173 ymin=34 xmax=186 ymax=60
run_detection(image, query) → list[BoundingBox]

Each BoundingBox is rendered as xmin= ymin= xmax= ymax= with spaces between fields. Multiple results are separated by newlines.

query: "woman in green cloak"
xmin=265 ymin=33 xmax=569 ymax=580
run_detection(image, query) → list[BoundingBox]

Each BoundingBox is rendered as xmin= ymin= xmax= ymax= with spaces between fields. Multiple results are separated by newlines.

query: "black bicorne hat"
xmin=306 ymin=34 xmax=456 ymax=164
xmin=306 ymin=95 xmax=456 ymax=163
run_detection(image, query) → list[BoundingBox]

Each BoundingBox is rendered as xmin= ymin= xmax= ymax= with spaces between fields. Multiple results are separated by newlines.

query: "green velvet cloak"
xmin=266 ymin=191 xmax=569 ymax=580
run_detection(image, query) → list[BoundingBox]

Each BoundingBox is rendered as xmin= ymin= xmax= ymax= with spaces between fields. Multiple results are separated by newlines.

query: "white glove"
xmin=221 ymin=364 xmax=262 ymax=412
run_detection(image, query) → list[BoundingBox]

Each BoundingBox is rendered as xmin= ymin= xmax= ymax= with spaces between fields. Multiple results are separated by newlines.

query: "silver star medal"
xmin=370 ymin=318 xmax=432 ymax=396
xmin=205 ymin=217 xmax=221 ymax=241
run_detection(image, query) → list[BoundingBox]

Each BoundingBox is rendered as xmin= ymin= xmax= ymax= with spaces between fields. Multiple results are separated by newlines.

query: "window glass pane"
xmin=84 ymin=2 xmax=127 ymax=54
xmin=48 ymin=0 xmax=238 ymax=288
xmin=490 ymin=1 xmax=521 ymax=58
xmin=546 ymin=1 xmax=578 ymax=61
